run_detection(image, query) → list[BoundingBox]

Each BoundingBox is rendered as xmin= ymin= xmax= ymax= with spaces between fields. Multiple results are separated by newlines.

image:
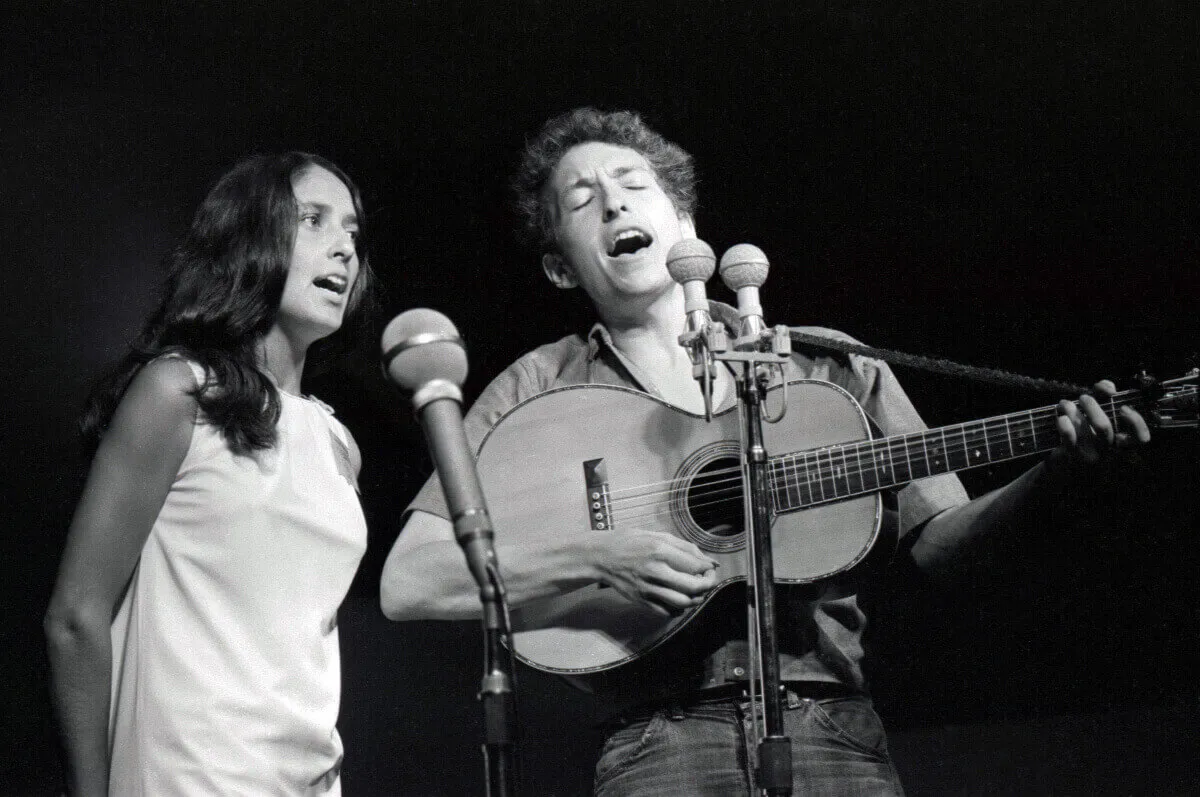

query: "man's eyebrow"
xmin=611 ymin=165 xmax=651 ymax=179
xmin=560 ymin=165 xmax=652 ymax=193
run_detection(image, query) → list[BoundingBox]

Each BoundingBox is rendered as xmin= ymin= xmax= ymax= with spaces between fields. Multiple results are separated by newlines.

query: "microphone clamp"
xmin=411 ymin=379 xmax=464 ymax=413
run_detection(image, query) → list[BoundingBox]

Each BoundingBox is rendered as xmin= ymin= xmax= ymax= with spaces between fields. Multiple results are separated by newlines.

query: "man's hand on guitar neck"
xmin=1049 ymin=379 xmax=1151 ymax=473
xmin=590 ymin=530 xmax=720 ymax=617
xmin=912 ymin=379 xmax=1151 ymax=586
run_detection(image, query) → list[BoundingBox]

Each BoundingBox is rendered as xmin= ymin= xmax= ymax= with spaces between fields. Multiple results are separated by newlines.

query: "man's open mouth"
xmin=608 ymin=229 xmax=654 ymax=257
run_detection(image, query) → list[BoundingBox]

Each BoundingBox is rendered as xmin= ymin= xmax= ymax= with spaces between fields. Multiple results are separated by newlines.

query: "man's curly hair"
xmin=512 ymin=108 xmax=698 ymax=253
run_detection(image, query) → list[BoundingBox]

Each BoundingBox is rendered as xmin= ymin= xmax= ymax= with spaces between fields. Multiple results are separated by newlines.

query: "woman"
xmin=45 ymin=152 xmax=377 ymax=796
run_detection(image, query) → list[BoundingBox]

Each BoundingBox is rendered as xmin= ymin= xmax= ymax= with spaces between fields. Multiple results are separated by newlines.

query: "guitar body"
xmin=473 ymin=380 xmax=882 ymax=675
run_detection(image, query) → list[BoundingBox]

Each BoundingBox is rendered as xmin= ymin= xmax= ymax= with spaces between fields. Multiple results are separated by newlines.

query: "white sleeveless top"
xmin=109 ymin=361 xmax=367 ymax=795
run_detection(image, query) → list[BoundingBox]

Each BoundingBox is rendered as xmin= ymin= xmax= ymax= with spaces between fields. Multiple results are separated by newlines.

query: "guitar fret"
xmin=852 ymin=442 xmax=869 ymax=493
xmin=840 ymin=446 xmax=853 ymax=495
xmin=935 ymin=427 xmax=948 ymax=473
xmin=866 ymin=441 xmax=882 ymax=493
xmin=946 ymin=424 xmax=967 ymax=471
xmin=1013 ymin=411 xmax=1034 ymax=456
xmin=963 ymin=423 xmax=982 ymax=465
xmin=789 ymin=453 xmax=805 ymax=508
xmin=786 ymin=458 xmax=797 ymax=509
xmin=801 ymin=454 xmax=812 ymax=506
xmin=766 ymin=378 xmax=1193 ymax=516
xmin=820 ymin=448 xmax=836 ymax=499
xmin=912 ymin=432 xmax=931 ymax=480
xmin=991 ymin=421 xmax=1004 ymax=458
xmin=799 ymin=453 xmax=812 ymax=508
xmin=778 ymin=460 xmax=789 ymax=510
xmin=769 ymin=460 xmax=782 ymax=512
xmin=833 ymin=448 xmax=846 ymax=498
xmin=832 ymin=448 xmax=845 ymax=498
xmin=843 ymin=445 xmax=856 ymax=495
xmin=883 ymin=437 xmax=899 ymax=486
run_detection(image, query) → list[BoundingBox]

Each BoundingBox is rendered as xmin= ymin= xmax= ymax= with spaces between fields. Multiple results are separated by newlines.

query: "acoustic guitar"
xmin=472 ymin=374 xmax=1197 ymax=675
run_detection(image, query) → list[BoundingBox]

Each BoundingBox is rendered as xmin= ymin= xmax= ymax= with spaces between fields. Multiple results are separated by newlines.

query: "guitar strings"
xmin=612 ymin=412 xmax=1057 ymax=517
xmin=603 ymin=405 xmax=1067 ymax=506
xmin=604 ymin=386 xmax=1197 ymax=527
xmin=603 ymin=398 xmax=1134 ymax=526
xmin=602 ymin=396 xmax=1109 ymax=506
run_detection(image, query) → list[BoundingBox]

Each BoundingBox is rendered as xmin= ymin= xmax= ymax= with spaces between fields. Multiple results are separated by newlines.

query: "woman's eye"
xmin=300 ymin=213 xmax=321 ymax=227
xmin=572 ymin=197 xmax=592 ymax=211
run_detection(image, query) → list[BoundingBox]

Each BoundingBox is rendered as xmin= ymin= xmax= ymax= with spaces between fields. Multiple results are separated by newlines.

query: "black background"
xmin=4 ymin=2 xmax=1199 ymax=794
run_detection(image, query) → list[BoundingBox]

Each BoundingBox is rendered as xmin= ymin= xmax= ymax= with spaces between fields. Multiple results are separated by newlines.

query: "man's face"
xmin=543 ymin=142 xmax=695 ymax=309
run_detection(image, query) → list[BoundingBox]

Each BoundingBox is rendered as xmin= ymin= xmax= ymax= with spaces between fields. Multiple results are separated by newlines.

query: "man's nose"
xmin=602 ymin=191 xmax=628 ymax=222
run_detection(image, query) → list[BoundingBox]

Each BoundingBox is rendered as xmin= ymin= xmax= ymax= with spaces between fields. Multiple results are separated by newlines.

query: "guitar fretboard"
xmin=768 ymin=394 xmax=1128 ymax=512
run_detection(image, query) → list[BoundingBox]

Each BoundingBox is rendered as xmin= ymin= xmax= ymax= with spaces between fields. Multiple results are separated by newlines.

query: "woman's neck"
xmin=257 ymin=328 xmax=308 ymax=394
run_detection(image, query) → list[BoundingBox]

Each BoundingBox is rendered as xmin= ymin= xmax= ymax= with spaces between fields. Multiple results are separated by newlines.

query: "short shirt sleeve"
xmin=787 ymin=327 xmax=970 ymax=537
xmin=403 ymin=357 xmax=538 ymax=521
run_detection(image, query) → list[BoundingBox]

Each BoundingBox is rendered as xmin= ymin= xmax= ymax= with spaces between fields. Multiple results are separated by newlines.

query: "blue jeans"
xmin=593 ymin=689 xmax=905 ymax=796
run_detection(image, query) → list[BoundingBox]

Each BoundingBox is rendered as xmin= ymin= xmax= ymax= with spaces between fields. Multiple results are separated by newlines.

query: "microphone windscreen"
xmin=666 ymin=238 xmax=717 ymax=283
xmin=719 ymin=244 xmax=770 ymax=290
xmin=381 ymin=308 xmax=469 ymax=393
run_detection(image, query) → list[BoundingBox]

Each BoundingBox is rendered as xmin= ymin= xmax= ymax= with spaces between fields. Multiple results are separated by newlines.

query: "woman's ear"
xmin=541 ymin=252 xmax=579 ymax=289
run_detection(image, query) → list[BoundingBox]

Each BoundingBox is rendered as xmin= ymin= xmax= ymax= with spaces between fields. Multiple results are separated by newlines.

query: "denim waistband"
xmin=602 ymin=681 xmax=863 ymax=730
xmin=697 ymin=680 xmax=861 ymax=703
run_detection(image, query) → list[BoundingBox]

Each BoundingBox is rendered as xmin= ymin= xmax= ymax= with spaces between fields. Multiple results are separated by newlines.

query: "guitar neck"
xmin=769 ymin=390 xmax=1134 ymax=512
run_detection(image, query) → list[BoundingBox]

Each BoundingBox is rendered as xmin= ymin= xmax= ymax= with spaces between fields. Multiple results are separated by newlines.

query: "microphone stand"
xmin=433 ymin=404 xmax=520 ymax=797
xmin=692 ymin=323 xmax=794 ymax=796
xmin=451 ymin=504 xmax=518 ymax=797
xmin=383 ymin=309 xmax=519 ymax=796
xmin=476 ymin=558 xmax=518 ymax=797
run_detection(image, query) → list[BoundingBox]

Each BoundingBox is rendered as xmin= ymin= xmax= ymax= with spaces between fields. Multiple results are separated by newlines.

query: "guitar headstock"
xmin=1140 ymin=369 xmax=1200 ymax=430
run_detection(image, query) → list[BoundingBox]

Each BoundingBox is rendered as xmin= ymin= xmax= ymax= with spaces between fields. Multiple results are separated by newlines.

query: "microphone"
xmin=381 ymin=308 xmax=494 ymax=591
xmin=719 ymin=243 xmax=769 ymax=342
xmin=667 ymin=238 xmax=726 ymax=420
xmin=666 ymin=238 xmax=717 ymax=336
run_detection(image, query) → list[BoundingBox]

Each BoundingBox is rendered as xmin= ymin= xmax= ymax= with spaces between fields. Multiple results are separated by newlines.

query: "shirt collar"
xmin=586 ymin=300 xmax=740 ymax=362
xmin=585 ymin=322 xmax=613 ymax=361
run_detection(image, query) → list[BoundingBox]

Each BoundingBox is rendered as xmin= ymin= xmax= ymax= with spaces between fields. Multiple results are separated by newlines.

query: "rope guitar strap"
xmin=787 ymin=328 xmax=1090 ymax=396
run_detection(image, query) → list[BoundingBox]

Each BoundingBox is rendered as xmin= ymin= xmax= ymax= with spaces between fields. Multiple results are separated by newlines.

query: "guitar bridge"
xmin=583 ymin=458 xmax=613 ymax=530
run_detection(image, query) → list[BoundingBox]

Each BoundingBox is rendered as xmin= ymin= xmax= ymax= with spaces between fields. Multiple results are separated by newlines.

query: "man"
xmin=380 ymin=108 xmax=1149 ymax=795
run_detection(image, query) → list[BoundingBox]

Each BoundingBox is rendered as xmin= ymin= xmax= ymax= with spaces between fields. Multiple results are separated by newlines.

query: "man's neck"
xmin=596 ymin=285 xmax=729 ymax=413
xmin=598 ymin=285 xmax=691 ymax=368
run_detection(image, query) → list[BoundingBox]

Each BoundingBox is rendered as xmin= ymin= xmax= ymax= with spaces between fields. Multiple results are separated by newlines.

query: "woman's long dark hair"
xmin=80 ymin=152 xmax=377 ymax=457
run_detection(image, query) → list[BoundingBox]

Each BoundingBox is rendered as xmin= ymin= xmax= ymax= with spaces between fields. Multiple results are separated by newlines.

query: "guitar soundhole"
xmin=672 ymin=443 xmax=747 ymax=553
xmin=687 ymin=457 xmax=744 ymax=538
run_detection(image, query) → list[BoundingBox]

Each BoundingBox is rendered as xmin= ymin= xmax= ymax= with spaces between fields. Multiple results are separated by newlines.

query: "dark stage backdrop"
xmin=5 ymin=2 xmax=1199 ymax=794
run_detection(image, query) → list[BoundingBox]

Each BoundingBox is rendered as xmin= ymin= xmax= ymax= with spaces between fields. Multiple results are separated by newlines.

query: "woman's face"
xmin=275 ymin=165 xmax=361 ymax=346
